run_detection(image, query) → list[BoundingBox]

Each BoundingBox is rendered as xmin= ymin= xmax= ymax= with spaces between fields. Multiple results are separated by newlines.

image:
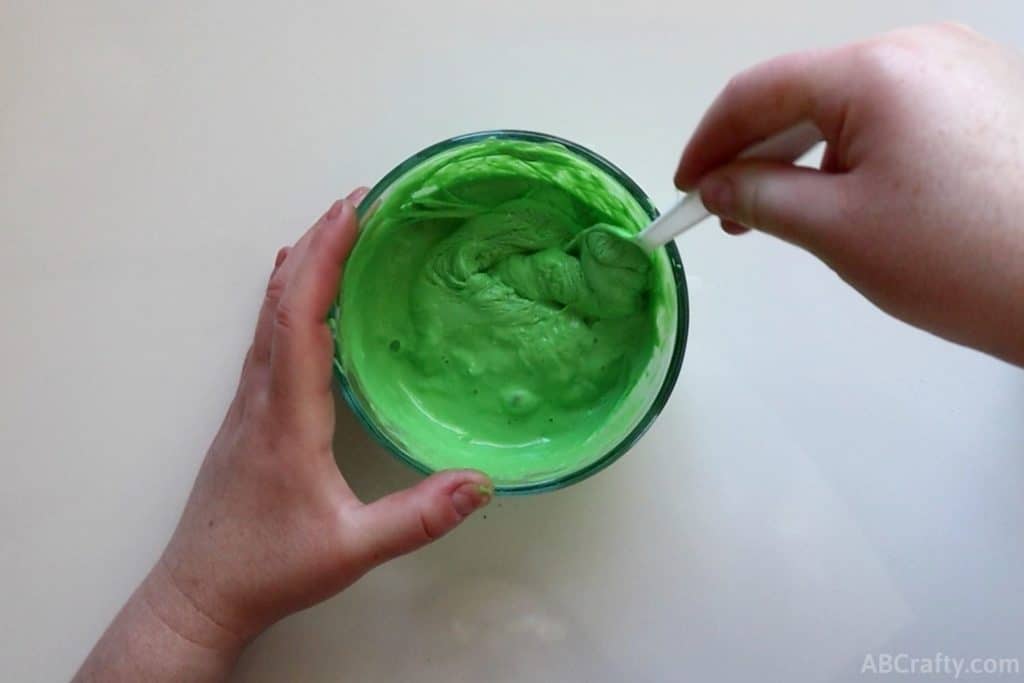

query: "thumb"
xmin=350 ymin=470 xmax=493 ymax=566
xmin=698 ymin=160 xmax=848 ymax=252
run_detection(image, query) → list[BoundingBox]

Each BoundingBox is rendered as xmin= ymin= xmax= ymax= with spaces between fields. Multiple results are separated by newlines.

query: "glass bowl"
xmin=329 ymin=130 xmax=688 ymax=494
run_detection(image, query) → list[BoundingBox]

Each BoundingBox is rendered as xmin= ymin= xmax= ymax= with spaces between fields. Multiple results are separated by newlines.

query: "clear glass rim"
xmin=333 ymin=129 xmax=689 ymax=495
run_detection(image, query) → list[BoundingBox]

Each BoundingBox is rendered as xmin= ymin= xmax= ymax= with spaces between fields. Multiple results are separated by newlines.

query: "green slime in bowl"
xmin=333 ymin=138 xmax=678 ymax=487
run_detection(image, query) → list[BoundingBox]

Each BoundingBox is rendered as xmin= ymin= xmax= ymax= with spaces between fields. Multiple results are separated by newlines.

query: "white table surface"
xmin=3 ymin=2 xmax=1024 ymax=681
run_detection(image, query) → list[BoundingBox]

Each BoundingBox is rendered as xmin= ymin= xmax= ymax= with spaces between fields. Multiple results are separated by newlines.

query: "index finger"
xmin=269 ymin=199 xmax=360 ymax=405
xmin=674 ymin=48 xmax=849 ymax=190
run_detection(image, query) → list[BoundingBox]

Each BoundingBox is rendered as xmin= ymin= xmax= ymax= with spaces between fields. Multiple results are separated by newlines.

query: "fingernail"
xmin=274 ymin=247 xmax=289 ymax=268
xmin=699 ymin=176 xmax=734 ymax=216
xmin=451 ymin=481 xmax=493 ymax=516
xmin=325 ymin=199 xmax=345 ymax=221
xmin=346 ymin=186 xmax=370 ymax=205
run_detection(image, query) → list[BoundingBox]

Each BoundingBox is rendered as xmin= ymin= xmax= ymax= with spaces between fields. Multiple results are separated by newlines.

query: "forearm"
xmin=73 ymin=561 xmax=244 ymax=683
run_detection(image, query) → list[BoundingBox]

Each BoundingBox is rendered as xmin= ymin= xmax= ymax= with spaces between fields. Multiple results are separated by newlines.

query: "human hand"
xmin=160 ymin=189 xmax=494 ymax=642
xmin=75 ymin=190 xmax=494 ymax=682
xmin=676 ymin=23 xmax=1024 ymax=365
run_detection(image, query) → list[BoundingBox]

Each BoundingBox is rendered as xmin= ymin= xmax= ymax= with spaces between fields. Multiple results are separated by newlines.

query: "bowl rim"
xmin=332 ymin=129 xmax=689 ymax=495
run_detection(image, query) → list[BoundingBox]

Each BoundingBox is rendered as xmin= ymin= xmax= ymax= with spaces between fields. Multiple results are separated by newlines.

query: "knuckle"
xmin=719 ymin=51 xmax=819 ymax=125
xmin=742 ymin=177 xmax=764 ymax=228
xmin=721 ymin=72 xmax=748 ymax=102
xmin=934 ymin=20 xmax=977 ymax=37
xmin=723 ymin=51 xmax=803 ymax=96
xmin=419 ymin=512 xmax=444 ymax=542
xmin=274 ymin=246 xmax=290 ymax=268
xmin=419 ymin=497 xmax=463 ymax=543
xmin=264 ymin=273 xmax=287 ymax=306
xmin=845 ymin=39 xmax=912 ymax=89
xmin=717 ymin=71 xmax=756 ymax=131
xmin=848 ymin=39 xmax=887 ymax=69
xmin=273 ymin=300 xmax=299 ymax=333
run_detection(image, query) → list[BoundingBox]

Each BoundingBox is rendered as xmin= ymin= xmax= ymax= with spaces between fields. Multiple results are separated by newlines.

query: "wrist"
xmin=73 ymin=564 xmax=245 ymax=682
xmin=141 ymin=558 xmax=250 ymax=660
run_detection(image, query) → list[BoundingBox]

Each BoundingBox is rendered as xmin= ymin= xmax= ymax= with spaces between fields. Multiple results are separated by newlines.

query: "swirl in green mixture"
xmin=335 ymin=138 xmax=675 ymax=485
